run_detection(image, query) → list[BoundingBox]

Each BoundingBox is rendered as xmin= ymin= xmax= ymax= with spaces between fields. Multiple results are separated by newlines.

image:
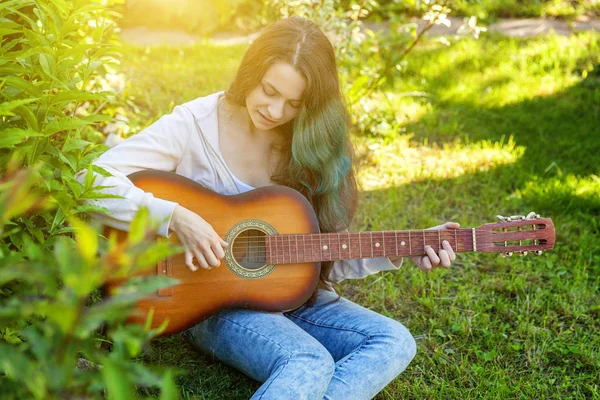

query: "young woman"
xmin=78 ymin=16 xmax=458 ymax=399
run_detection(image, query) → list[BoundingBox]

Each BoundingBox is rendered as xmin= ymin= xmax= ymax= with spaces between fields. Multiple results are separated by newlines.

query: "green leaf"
xmin=70 ymin=217 xmax=98 ymax=264
xmin=102 ymin=357 xmax=138 ymax=400
xmin=13 ymin=105 xmax=40 ymax=131
xmin=48 ymin=90 xmax=105 ymax=106
xmin=0 ymin=128 xmax=44 ymax=148
xmin=83 ymin=164 xmax=95 ymax=191
xmin=43 ymin=116 xmax=97 ymax=136
xmin=1 ymin=76 xmax=43 ymax=97
xmin=0 ymin=29 xmax=20 ymax=37
xmin=128 ymin=207 xmax=150 ymax=245
xmin=0 ymin=0 xmax=34 ymax=12
xmin=0 ymin=98 xmax=39 ymax=116
xmin=27 ymin=137 xmax=49 ymax=165
xmin=38 ymin=53 xmax=55 ymax=77
xmin=160 ymin=370 xmax=179 ymax=400
xmin=62 ymin=133 xmax=93 ymax=154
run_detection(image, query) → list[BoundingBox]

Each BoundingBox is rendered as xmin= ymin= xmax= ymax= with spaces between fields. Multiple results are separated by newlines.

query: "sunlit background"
xmin=1 ymin=0 xmax=598 ymax=398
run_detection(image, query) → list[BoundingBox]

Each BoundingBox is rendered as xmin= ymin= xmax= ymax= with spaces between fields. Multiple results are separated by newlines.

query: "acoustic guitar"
xmin=103 ymin=170 xmax=556 ymax=336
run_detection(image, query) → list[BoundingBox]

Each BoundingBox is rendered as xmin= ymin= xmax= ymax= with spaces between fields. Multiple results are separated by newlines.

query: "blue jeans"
xmin=186 ymin=288 xmax=417 ymax=399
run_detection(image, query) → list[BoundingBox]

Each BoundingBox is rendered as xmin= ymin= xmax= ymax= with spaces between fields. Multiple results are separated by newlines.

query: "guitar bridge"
xmin=157 ymin=238 xmax=174 ymax=297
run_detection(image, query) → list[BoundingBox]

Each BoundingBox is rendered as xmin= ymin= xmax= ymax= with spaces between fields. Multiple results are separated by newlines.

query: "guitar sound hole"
xmin=232 ymin=229 xmax=268 ymax=270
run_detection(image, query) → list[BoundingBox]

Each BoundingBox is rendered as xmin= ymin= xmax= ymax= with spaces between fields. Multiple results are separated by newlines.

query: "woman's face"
xmin=245 ymin=61 xmax=306 ymax=131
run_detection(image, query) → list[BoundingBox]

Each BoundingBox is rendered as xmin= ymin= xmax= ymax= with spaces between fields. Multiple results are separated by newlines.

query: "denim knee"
xmin=254 ymin=346 xmax=336 ymax=400
xmin=285 ymin=347 xmax=336 ymax=383
xmin=376 ymin=320 xmax=417 ymax=372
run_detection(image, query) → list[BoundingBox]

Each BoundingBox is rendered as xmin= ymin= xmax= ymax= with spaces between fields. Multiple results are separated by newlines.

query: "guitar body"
xmin=103 ymin=170 xmax=321 ymax=336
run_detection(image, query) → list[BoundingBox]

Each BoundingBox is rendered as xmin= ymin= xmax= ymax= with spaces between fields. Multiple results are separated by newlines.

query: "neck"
xmin=266 ymin=229 xmax=477 ymax=264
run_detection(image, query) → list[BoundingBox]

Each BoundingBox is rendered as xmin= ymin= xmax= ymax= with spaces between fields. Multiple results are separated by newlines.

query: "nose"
xmin=267 ymin=100 xmax=285 ymax=121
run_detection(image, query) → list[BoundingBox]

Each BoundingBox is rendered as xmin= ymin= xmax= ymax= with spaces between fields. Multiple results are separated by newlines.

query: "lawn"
xmin=118 ymin=31 xmax=600 ymax=399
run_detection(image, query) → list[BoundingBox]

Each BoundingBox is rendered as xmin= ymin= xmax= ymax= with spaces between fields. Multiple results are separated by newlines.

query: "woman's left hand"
xmin=410 ymin=222 xmax=459 ymax=271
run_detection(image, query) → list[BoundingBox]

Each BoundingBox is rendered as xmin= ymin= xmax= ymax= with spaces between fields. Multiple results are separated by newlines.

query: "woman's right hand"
xmin=168 ymin=205 xmax=229 ymax=271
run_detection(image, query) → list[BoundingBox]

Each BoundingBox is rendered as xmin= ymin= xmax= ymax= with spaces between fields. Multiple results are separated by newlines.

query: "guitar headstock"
xmin=475 ymin=212 xmax=555 ymax=257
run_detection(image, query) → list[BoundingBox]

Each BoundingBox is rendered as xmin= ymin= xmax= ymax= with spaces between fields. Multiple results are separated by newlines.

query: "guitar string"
xmin=225 ymin=231 xmax=544 ymax=258
xmin=228 ymin=228 xmax=541 ymax=242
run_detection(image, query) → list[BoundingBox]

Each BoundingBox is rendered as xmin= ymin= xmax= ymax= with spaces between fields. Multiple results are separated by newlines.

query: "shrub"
xmin=0 ymin=1 xmax=179 ymax=398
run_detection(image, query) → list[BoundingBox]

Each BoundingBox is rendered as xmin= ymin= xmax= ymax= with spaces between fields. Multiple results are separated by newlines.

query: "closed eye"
xmin=262 ymin=82 xmax=302 ymax=108
xmin=262 ymin=84 xmax=276 ymax=97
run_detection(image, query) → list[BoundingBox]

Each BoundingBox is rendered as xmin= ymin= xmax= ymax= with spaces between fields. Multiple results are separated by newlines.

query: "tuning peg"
xmin=497 ymin=215 xmax=507 ymax=221
xmin=526 ymin=212 xmax=541 ymax=219
xmin=535 ymin=250 xmax=543 ymax=255
xmin=518 ymin=251 xmax=528 ymax=257
xmin=500 ymin=251 xmax=514 ymax=258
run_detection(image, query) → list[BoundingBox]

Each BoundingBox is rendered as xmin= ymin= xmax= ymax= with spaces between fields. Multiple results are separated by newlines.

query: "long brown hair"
xmin=224 ymin=16 xmax=359 ymax=300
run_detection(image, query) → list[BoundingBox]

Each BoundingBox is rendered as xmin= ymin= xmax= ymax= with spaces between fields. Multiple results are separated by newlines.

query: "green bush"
xmin=0 ymin=1 xmax=180 ymax=398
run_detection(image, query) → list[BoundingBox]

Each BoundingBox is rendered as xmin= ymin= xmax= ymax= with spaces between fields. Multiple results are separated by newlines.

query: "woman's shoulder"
xmin=178 ymin=91 xmax=224 ymax=120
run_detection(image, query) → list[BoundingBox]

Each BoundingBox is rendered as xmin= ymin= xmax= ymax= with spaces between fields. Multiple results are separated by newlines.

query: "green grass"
xmin=119 ymin=31 xmax=600 ymax=399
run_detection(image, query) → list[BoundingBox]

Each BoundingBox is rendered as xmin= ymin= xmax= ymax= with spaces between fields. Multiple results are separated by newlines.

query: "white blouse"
xmin=75 ymin=91 xmax=403 ymax=282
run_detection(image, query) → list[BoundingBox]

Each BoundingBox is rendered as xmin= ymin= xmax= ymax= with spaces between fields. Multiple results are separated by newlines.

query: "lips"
xmin=258 ymin=111 xmax=276 ymax=124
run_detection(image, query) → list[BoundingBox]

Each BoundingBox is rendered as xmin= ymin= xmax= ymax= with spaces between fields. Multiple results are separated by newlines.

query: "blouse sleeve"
xmin=327 ymin=229 xmax=404 ymax=283
xmin=74 ymin=105 xmax=195 ymax=238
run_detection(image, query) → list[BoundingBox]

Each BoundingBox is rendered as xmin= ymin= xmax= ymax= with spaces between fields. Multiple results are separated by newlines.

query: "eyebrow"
xmin=263 ymin=81 xmax=302 ymax=102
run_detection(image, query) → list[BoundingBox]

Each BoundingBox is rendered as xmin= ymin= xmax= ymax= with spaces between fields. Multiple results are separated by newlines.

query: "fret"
xmin=302 ymin=235 xmax=306 ymax=263
xmin=438 ymin=230 xmax=441 ymax=251
xmin=395 ymin=231 xmax=398 ymax=257
xmin=370 ymin=232 xmax=373 ymax=258
xmin=295 ymin=235 xmax=298 ymax=263
xmin=454 ymin=229 xmax=458 ymax=252
xmin=276 ymin=235 xmax=279 ymax=264
xmin=383 ymin=231 xmax=386 ymax=256
xmin=319 ymin=235 xmax=322 ymax=261
xmin=338 ymin=232 xmax=341 ymax=259
xmin=278 ymin=234 xmax=283 ymax=264
xmin=347 ymin=231 xmax=352 ymax=259
xmin=274 ymin=235 xmax=278 ymax=264
xmin=284 ymin=234 xmax=288 ymax=264
xmin=359 ymin=233 xmax=362 ymax=258
xmin=328 ymin=234 xmax=331 ymax=261
xmin=408 ymin=231 xmax=412 ymax=255
xmin=422 ymin=230 xmax=426 ymax=251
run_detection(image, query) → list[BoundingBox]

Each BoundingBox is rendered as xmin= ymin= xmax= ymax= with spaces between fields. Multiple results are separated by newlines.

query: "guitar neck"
xmin=266 ymin=229 xmax=476 ymax=264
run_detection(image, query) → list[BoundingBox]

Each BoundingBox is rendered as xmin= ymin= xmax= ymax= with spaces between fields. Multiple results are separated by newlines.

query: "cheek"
xmin=245 ymin=88 xmax=264 ymax=109
xmin=286 ymin=107 xmax=301 ymax=121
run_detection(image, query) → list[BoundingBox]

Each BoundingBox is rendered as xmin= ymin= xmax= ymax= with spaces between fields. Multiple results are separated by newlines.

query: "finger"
xmin=185 ymin=250 xmax=198 ymax=271
xmin=211 ymin=241 xmax=225 ymax=262
xmin=425 ymin=246 xmax=440 ymax=267
xmin=445 ymin=222 xmax=460 ymax=229
xmin=420 ymin=256 xmax=432 ymax=271
xmin=220 ymin=238 xmax=229 ymax=247
xmin=442 ymin=240 xmax=456 ymax=261
xmin=410 ymin=256 xmax=421 ymax=268
xmin=200 ymin=245 xmax=220 ymax=268
xmin=193 ymin=249 xmax=210 ymax=270
xmin=439 ymin=249 xmax=451 ymax=267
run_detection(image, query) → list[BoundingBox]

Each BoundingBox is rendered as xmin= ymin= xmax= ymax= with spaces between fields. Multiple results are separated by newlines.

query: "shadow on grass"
xmin=403 ymin=75 xmax=600 ymax=177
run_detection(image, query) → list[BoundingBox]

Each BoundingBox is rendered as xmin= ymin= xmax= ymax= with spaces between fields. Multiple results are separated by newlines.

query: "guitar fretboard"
xmin=265 ymin=229 xmax=475 ymax=264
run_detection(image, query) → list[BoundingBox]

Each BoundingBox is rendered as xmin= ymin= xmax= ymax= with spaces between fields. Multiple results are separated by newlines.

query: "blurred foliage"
xmin=116 ymin=0 xmax=600 ymax=37
xmin=116 ymin=0 xmax=270 ymax=35
xmin=374 ymin=0 xmax=600 ymax=20
xmin=0 ymin=0 xmax=180 ymax=398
